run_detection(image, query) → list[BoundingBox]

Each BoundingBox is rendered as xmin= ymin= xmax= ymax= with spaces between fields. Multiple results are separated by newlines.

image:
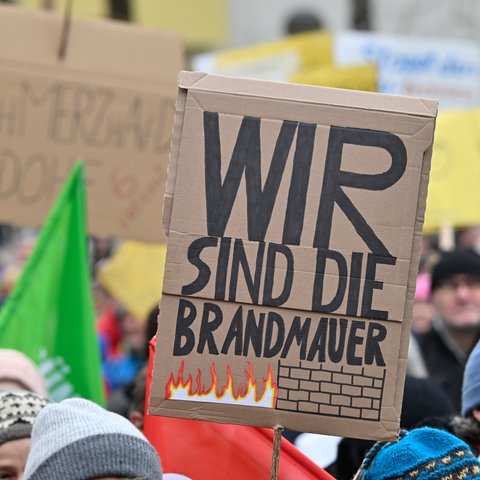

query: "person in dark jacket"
xmin=415 ymin=247 xmax=480 ymax=412
xmin=447 ymin=337 xmax=480 ymax=456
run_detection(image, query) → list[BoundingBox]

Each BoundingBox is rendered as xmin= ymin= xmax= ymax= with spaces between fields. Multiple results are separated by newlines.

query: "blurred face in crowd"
xmin=120 ymin=311 xmax=147 ymax=354
xmin=432 ymin=273 xmax=480 ymax=329
xmin=0 ymin=437 xmax=30 ymax=480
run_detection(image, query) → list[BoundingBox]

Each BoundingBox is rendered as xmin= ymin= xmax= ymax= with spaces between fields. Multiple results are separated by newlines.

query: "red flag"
xmin=144 ymin=337 xmax=335 ymax=480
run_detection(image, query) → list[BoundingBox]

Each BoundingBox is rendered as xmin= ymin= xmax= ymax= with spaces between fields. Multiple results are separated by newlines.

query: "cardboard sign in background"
xmin=0 ymin=5 xmax=183 ymax=242
xmin=150 ymin=71 xmax=437 ymax=441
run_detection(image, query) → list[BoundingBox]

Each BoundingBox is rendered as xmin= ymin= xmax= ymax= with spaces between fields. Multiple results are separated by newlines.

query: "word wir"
xmin=204 ymin=112 xmax=407 ymax=258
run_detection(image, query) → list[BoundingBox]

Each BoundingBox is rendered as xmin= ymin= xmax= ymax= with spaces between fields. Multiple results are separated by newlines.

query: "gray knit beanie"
xmin=0 ymin=389 xmax=51 ymax=447
xmin=24 ymin=397 xmax=162 ymax=480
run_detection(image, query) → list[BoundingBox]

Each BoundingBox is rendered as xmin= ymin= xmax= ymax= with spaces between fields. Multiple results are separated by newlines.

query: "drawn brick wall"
xmin=275 ymin=360 xmax=386 ymax=420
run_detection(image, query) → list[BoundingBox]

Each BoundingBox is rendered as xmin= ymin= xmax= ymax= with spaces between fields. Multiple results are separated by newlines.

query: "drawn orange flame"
xmin=165 ymin=361 xmax=278 ymax=408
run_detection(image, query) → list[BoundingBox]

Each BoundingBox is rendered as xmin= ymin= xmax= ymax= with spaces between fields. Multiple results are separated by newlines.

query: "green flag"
xmin=0 ymin=160 xmax=105 ymax=405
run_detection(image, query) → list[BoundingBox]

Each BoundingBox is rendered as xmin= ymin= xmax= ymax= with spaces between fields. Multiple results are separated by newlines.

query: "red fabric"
xmin=96 ymin=302 xmax=122 ymax=358
xmin=144 ymin=337 xmax=335 ymax=480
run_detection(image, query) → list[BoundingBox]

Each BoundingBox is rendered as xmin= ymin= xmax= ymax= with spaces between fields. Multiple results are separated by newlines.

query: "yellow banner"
xmin=193 ymin=30 xmax=333 ymax=81
xmin=131 ymin=0 xmax=227 ymax=49
xmin=98 ymin=241 xmax=167 ymax=322
xmin=289 ymin=63 xmax=377 ymax=92
xmin=424 ymin=108 xmax=480 ymax=233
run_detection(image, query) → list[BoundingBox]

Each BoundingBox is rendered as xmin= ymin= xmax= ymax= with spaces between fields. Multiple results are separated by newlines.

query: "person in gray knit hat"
xmin=0 ymin=389 xmax=51 ymax=480
xmin=24 ymin=397 xmax=162 ymax=480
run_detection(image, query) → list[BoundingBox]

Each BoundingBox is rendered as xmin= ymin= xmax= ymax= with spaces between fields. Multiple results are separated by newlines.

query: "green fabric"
xmin=0 ymin=160 xmax=105 ymax=406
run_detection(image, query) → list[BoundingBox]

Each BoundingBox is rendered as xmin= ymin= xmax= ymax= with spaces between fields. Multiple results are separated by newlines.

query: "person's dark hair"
xmin=144 ymin=303 xmax=160 ymax=359
xmin=286 ymin=11 xmax=323 ymax=35
xmin=129 ymin=365 xmax=148 ymax=416
xmin=450 ymin=415 xmax=480 ymax=456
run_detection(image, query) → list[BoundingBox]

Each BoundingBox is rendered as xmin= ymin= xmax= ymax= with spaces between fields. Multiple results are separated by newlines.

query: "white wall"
xmin=226 ymin=0 xmax=480 ymax=49
xmin=371 ymin=0 xmax=480 ymax=43
xmin=227 ymin=0 xmax=351 ymax=47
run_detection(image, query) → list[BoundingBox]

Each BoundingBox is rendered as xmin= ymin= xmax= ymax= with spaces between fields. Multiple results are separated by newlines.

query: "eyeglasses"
xmin=436 ymin=275 xmax=480 ymax=293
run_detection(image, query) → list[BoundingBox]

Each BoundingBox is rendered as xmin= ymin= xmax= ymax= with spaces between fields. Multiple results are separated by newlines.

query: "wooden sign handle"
xmin=270 ymin=425 xmax=284 ymax=480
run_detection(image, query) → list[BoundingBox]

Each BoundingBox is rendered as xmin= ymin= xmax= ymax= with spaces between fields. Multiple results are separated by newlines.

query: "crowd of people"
xmin=280 ymin=224 xmax=480 ymax=478
xmin=0 ymin=226 xmax=162 ymax=478
xmin=3 ymin=221 xmax=480 ymax=479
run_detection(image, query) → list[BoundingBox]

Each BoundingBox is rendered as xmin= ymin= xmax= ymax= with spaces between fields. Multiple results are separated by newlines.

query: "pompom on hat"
xmin=353 ymin=427 xmax=480 ymax=480
xmin=0 ymin=389 xmax=51 ymax=447
xmin=463 ymin=339 xmax=480 ymax=416
xmin=24 ymin=397 xmax=162 ymax=480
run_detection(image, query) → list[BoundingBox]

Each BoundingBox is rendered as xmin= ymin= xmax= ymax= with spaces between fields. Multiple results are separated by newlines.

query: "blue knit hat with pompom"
xmin=354 ymin=427 xmax=480 ymax=480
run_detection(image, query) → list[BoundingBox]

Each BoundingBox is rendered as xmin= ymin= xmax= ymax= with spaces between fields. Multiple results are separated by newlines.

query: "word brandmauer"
xmin=174 ymin=298 xmax=387 ymax=367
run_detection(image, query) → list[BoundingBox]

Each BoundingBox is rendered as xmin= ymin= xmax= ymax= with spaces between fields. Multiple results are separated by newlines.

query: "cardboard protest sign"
xmin=149 ymin=71 xmax=437 ymax=441
xmin=0 ymin=4 xmax=183 ymax=242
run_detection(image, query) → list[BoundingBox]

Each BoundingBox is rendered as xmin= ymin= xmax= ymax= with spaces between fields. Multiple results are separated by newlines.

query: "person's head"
xmin=430 ymin=248 xmax=480 ymax=329
xmin=285 ymin=11 xmax=323 ymax=35
xmin=0 ymin=350 xmax=48 ymax=396
xmin=128 ymin=365 xmax=148 ymax=431
xmin=0 ymin=390 xmax=51 ymax=480
xmin=118 ymin=301 xmax=159 ymax=362
xmin=118 ymin=308 xmax=148 ymax=358
xmin=401 ymin=376 xmax=455 ymax=430
xmin=456 ymin=226 xmax=480 ymax=250
xmin=353 ymin=426 xmax=480 ymax=479
xmin=463 ymin=338 xmax=480 ymax=420
xmin=24 ymin=398 xmax=162 ymax=480
xmin=0 ymin=264 xmax=21 ymax=306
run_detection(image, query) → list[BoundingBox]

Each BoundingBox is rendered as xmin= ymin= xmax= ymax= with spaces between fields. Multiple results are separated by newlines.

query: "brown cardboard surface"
xmin=150 ymin=71 xmax=437 ymax=441
xmin=0 ymin=4 xmax=183 ymax=242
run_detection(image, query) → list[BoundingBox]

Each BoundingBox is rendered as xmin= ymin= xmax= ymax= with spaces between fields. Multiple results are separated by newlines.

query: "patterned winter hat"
xmin=24 ymin=397 xmax=162 ymax=480
xmin=0 ymin=389 xmax=51 ymax=447
xmin=353 ymin=427 xmax=480 ymax=480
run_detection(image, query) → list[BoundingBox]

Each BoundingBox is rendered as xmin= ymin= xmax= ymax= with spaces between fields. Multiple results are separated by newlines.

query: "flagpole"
xmin=270 ymin=425 xmax=283 ymax=480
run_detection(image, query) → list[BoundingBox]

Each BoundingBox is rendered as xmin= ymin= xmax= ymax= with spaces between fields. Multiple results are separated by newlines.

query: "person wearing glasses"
xmin=416 ymin=247 xmax=480 ymax=412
